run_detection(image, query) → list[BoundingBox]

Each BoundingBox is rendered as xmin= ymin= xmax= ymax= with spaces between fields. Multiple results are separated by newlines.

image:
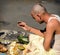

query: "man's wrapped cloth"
xmin=23 ymin=34 xmax=55 ymax=55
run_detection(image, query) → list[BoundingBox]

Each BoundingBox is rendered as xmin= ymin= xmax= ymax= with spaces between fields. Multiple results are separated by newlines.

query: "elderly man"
xmin=18 ymin=3 xmax=60 ymax=55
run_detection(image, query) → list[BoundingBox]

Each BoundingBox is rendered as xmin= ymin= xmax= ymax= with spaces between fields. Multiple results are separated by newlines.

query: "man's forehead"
xmin=31 ymin=11 xmax=37 ymax=16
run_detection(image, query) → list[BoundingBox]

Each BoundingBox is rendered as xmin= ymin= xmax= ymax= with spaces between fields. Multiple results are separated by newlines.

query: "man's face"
xmin=31 ymin=11 xmax=43 ymax=24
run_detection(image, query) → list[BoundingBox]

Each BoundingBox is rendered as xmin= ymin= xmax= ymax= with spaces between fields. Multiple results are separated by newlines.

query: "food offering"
xmin=0 ymin=44 xmax=7 ymax=52
xmin=0 ymin=30 xmax=29 ymax=55
xmin=7 ymin=41 xmax=27 ymax=55
xmin=17 ymin=33 xmax=29 ymax=44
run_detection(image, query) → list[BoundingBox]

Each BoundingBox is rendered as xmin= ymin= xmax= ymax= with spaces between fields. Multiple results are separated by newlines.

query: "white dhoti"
xmin=23 ymin=34 xmax=55 ymax=55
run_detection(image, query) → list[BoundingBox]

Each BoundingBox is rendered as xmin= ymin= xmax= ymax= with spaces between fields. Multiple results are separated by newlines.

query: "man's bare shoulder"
xmin=47 ymin=19 xmax=59 ymax=28
xmin=46 ymin=19 xmax=59 ymax=33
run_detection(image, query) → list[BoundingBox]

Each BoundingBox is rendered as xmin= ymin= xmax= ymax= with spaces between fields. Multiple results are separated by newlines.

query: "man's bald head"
xmin=32 ymin=4 xmax=47 ymax=15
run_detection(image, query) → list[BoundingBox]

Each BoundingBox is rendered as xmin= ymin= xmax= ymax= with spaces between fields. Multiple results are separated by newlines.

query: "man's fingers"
xmin=18 ymin=21 xmax=22 ymax=24
xmin=19 ymin=25 xmax=25 ymax=27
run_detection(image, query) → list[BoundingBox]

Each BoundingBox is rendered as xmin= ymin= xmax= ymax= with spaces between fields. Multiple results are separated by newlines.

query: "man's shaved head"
xmin=32 ymin=3 xmax=47 ymax=14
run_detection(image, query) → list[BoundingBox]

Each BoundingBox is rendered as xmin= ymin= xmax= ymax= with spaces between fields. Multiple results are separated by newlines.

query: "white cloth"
xmin=48 ymin=14 xmax=60 ymax=22
xmin=24 ymin=34 xmax=55 ymax=55
xmin=53 ymin=34 xmax=60 ymax=55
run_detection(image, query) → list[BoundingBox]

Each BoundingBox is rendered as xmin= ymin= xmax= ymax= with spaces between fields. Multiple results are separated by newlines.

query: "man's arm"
xmin=28 ymin=26 xmax=44 ymax=37
xmin=43 ymin=20 xmax=57 ymax=51
xmin=17 ymin=21 xmax=44 ymax=37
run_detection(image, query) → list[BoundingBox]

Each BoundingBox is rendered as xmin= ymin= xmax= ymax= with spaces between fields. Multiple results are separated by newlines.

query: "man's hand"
xmin=17 ymin=21 xmax=30 ymax=31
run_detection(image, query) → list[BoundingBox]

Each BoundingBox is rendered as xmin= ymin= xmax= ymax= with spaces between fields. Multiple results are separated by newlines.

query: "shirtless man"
xmin=18 ymin=3 xmax=60 ymax=55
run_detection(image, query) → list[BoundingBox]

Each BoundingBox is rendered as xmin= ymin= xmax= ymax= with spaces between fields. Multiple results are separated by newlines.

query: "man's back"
xmin=55 ymin=22 xmax=60 ymax=34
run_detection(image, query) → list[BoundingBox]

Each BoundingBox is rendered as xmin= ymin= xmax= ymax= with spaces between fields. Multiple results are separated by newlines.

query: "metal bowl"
xmin=0 ymin=39 xmax=11 ymax=45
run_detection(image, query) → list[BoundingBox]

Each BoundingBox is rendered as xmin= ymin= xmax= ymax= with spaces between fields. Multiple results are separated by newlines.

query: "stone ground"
xmin=0 ymin=0 xmax=60 ymax=31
